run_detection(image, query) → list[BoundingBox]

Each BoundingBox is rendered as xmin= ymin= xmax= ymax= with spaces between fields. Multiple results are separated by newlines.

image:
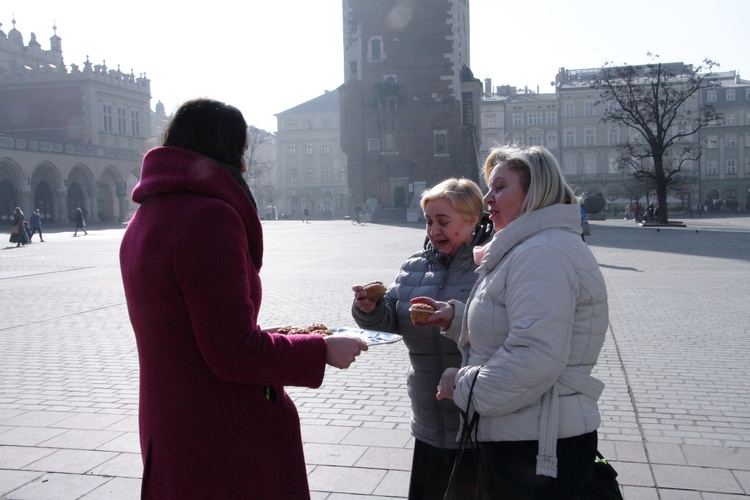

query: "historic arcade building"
xmin=0 ymin=17 xmax=151 ymax=225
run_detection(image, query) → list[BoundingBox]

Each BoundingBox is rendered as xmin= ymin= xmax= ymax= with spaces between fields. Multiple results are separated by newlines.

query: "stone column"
xmin=57 ymin=190 xmax=69 ymax=224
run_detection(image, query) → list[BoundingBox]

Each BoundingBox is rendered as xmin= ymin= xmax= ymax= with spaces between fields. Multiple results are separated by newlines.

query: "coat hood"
xmin=132 ymin=146 xmax=263 ymax=269
xmin=479 ymin=204 xmax=581 ymax=272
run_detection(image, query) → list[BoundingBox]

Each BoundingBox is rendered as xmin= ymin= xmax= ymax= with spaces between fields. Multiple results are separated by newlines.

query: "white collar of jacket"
xmin=477 ymin=204 xmax=582 ymax=274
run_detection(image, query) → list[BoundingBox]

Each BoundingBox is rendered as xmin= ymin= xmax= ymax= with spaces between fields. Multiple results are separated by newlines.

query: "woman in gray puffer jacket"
xmin=352 ymin=178 xmax=492 ymax=499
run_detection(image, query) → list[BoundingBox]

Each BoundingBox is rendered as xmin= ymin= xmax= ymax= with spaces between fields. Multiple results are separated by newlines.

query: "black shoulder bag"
xmin=581 ymin=451 xmax=624 ymax=500
xmin=444 ymin=369 xmax=490 ymax=500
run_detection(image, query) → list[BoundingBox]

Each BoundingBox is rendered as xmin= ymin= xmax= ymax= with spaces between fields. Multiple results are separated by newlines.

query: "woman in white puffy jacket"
xmin=414 ymin=145 xmax=609 ymax=499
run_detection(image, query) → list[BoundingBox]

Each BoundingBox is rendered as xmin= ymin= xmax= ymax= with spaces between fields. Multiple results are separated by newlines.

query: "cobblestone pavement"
xmin=0 ymin=217 xmax=749 ymax=499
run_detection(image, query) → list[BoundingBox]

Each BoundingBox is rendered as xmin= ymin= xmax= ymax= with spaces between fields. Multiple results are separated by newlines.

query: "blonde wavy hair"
xmin=483 ymin=145 xmax=577 ymax=214
xmin=420 ymin=178 xmax=484 ymax=224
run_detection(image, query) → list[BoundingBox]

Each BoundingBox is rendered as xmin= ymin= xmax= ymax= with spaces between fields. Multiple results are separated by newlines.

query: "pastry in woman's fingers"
xmin=363 ymin=281 xmax=387 ymax=301
xmin=409 ymin=303 xmax=435 ymax=323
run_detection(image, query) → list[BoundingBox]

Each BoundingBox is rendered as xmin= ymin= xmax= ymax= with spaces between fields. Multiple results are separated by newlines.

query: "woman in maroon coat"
xmin=120 ymin=98 xmax=367 ymax=499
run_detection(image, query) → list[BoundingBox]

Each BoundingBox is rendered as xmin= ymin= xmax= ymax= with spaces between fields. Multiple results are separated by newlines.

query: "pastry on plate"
xmin=276 ymin=324 xmax=333 ymax=336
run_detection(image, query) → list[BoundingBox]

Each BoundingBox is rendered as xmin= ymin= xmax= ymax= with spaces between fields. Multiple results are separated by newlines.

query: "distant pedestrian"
xmin=646 ymin=203 xmax=655 ymax=223
xmin=624 ymin=203 xmax=631 ymax=220
xmin=633 ymin=201 xmax=642 ymax=223
xmin=303 ymin=206 xmax=310 ymax=223
xmin=9 ymin=207 xmax=30 ymax=247
xmin=29 ymin=208 xmax=44 ymax=242
xmin=580 ymin=201 xmax=587 ymax=242
xmin=74 ymin=207 xmax=88 ymax=236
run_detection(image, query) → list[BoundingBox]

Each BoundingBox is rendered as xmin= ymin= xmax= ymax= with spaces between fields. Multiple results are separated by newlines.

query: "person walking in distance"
xmin=74 ymin=208 xmax=88 ymax=236
xmin=29 ymin=209 xmax=44 ymax=242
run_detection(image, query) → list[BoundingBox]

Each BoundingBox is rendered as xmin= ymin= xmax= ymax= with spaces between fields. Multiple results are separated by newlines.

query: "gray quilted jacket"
xmin=352 ymin=219 xmax=492 ymax=448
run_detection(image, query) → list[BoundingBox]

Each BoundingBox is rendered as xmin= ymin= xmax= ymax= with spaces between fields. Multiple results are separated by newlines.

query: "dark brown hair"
xmin=162 ymin=98 xmax=247 ymax=170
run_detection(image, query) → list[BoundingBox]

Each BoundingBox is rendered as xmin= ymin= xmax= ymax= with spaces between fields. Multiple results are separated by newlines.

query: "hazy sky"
xmin=6 ymin=0 xmax=749 ymax=132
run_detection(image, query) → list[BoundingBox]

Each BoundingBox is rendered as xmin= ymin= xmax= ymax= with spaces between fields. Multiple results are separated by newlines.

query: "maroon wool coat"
xmin=120 ymin=147 xmax=327 ymax=499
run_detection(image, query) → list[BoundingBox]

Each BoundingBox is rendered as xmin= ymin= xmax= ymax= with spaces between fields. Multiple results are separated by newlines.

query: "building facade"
xmin=339 ymin=0 xmax=482 ymax=222
xmin=275 ymin=90 xmax=347 ymax=220
xmin=699 ymin=73 xmax=750 ymax=211
xmin=0 ymin=17 xmax=151 ymax=224
xmin=479 ymin=65 xmax=750 ymax=212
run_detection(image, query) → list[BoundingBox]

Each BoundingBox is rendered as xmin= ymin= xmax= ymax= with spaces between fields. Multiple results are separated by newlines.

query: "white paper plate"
xmin=329 ymin=327 xmax=403 ymax=346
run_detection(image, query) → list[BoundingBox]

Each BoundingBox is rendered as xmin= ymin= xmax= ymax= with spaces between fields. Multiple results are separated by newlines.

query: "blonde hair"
xmin=483 ymin=145 xmax=576 ymax=214
xmin=420 ymin=178 xmax=484 ymax=224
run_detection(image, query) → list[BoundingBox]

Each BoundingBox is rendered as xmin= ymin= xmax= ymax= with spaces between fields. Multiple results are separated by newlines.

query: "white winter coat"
xmin=443 ymin=203 xmax=609 ymax=477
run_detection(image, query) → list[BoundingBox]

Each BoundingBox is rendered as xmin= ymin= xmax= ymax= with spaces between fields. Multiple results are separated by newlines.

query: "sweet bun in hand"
xmin=363 ymin=281 xmax=387 ymax=302
xmin=409 ymin=303 xmax=435 ymax=323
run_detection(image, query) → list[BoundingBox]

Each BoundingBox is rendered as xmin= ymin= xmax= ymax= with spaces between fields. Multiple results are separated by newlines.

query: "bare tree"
xmin=243 ymin=126 xmax=276 ymax=197
xmin=592 ymin=56 xmax=723 ymax=223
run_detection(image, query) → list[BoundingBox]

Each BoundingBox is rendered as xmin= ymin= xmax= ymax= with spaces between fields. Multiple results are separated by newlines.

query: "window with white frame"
xmin=306 ymin=167 xmax=315 ymax=183
xmin=564 ymin=101 xmax=574 ymax=117
xmin=584 ymin=101 xmax=595 ymax=117
xmin=563 ymin=152 xmax=577 ymax=175
xmin=322 ymin=118 xmax=330 ymax=129
xmin=323 ymin=167 xmax=332 ymax=182
xmin=546 ymin=133 xmax=557 ymax=149
xmin=726 ymin=89 xmax=736 ymax=101
xmin=322 ymin=141 xmax=331 ymax=155
xmin=288 ymin=143 xmax=297 ymax=156
xmin=608 ymin=154 xmax=619 ymax=173
xmin=584 ymin=152 xmax=597 ymax=174
xmin=706 ymin=135 xmax=718 ymax=148
xmin=340 ymin=167 xmax=347 ymax=182
xmin=564 ymin=128 xmax=576 ymax=147
xmin=726 ymin=159 xmax=737 ymax=174
xmin=369 ymin=37 xmax=383 ymax=61
xmin=528 ymin=134 xmax=543 ymax=146
xmin=485 ymin=114 xmax=497 ymax=128
xmin=608 ymin=127 xmax=619 ymax=145
xmin=527 ymin=112 xmax=542 ymax=126
xmin=584 ymin=128 xmax=595 ymax=146
xmin=102 ymin=104 xmax=113 ymax=133
xmin=726 ymin=134 xmax=737 ymax=148
xmin=288 ymin=120 xmax=296 ymax=131
xmin=304 ymin=119 xmax=312 ymax=130
xmin=706 ymin=90 xmax=717 ymax=102
xmin=706 ymin=160 xmax=718 ymax=175
xmin=289 ymin=168 xmax=298 ymax=183
xmin=726 ymin=114 xmax=737 ymax=126
xmin=305 ymin=142 xmax=313 ymax=156
xmin=512 ymin=113 xmax=523 ymax=127
xmin=546 ymin=112 xmax=557 ymax=125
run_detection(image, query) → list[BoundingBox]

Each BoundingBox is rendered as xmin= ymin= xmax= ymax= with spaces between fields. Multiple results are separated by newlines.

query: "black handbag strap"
xmin=444 ymin=368 xmax=483 ymax=500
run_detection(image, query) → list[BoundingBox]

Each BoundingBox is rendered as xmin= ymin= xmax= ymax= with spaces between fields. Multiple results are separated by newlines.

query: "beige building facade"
xmin=275 ymin=90 xmax=348 ymax=220
xmin=0 ymin=17 xmax=151 ymax=224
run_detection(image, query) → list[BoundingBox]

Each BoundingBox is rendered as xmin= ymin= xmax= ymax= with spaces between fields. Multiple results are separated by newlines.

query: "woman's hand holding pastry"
xmin=352 ymin=285 xmax=377 ymax=313
xmin=410 ymin=297 xmax=454 ymax=329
